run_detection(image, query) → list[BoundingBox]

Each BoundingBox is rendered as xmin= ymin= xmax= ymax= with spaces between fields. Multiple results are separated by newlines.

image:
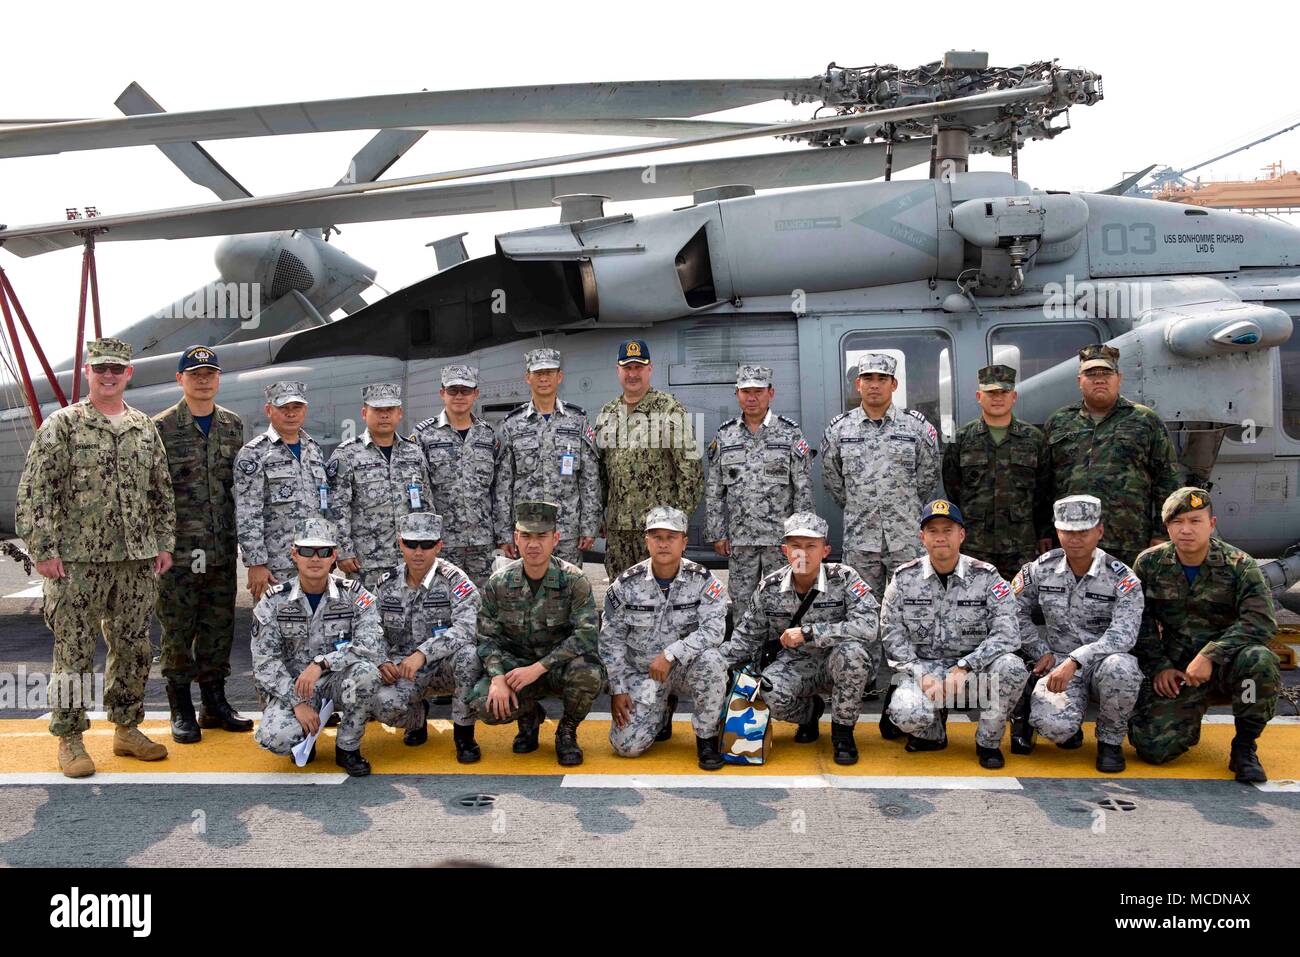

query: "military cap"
xmin=1162 ymin=486 xmax=1213 ymax=524
xmin=440 ymin=364 xmax=478 ymax=388
xmin=1053 ymin=494 xmax=1102 ymax=531
xmin=644 ymin=505 xmax=688 ymax=533
xmin=294 ymin=517 xmax=338 ymax=548
xmin=265 ymin=381 xmax=308 ymax=407
xmin=399 ymin=512 xmax=443 ymax=541
xmin=362 ymin=382 xmax=402 ymax=408
xmin=977 ymin=364 xmax=1017 ymax=392
xmin=1079 ymin=343 xmax=1120 ymax=373
xmin=783 ymin=512 xmax=829 ymax=539
xmin=920 ymin=498 xmax=964 ymax=528
xmin=617 ymin=339 xmax=651 ymax=365
xmin=524 ymin=348 xmax=561 ymax=372
xmin=736 ymin=364 xmax=773 ymax=389
xmin=86 ymin=337 xmax=132 ymax=367
xmin=515 ymin=500 xmax=559 ymax=533
xmin=177 ymin=344 xmax=220 ymax=373
xmin=857 ymin=353 xmax=897 ymax=377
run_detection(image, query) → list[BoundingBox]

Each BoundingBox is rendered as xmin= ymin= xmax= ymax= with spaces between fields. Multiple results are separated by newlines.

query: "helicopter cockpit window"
xmin=988 ymin=322 xmax=1102 ymax=383
xmin=1281 ymin=317 xmax=1300 ymax=441
xmin=842 ymin=330 xmax=954 ymax=440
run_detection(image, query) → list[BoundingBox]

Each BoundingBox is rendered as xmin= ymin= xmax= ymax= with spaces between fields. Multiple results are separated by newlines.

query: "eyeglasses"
xmin=296 ymin=546 xmax=335 ymax=558
xmin=443 ymin=386 xmax=475 ymax=396
xmin=91 ymin=363 xmax=128 ymax=375
xmin=401 ymin=539 xmax=440 ymax=550
xmin=1082 ymin=370 xmax=1117 ymax=379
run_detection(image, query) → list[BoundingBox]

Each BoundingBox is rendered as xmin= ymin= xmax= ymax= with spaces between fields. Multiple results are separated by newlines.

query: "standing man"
xmin=1129 ymin=488 xmax=1279 ymax=782
xmin=16 ymin=337 xmax=176 ymax=778
xmin=1042 ymin=344 xmax=1181 ymax=568
xmin=467 ymin=501 xmax=603 ymax=767
xmin=705 ymin=364 xmax=814 ymax=605
xmin=822 ymin=353 xmax=941 ymax=597
xmin=942 ymin=363 xmax=1051 ymax=581
xmin=412 ymin=364 xmax=500 ymax=588
xmin=494 ymin=348 xmax=600 ymax=567
xmin=717 ymin=513 xmax=879 ymax=765
xmin=327 ymin=383 xmax=431 ymax=589
xmin=600 ymin=506 xmax=730 ymax=770
xmin=234 ymin=381 xmax=330 ymax=600
xmin=153 ymin=345 xmax=252 ymax=744
xmin=1012 ymin=495 xmax=1144 ymax=773
xmin=881 ymin=500 xmax=1027 ymax=769
xmin=596 ymin=339 xmax=705 ymax=580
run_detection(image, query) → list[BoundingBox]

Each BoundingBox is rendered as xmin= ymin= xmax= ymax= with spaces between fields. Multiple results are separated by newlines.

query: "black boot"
xmin=656 ymin=695 xmax=678 ymax=742
xmin=831 ymin=722 xmax=859 ymax=766
xmin=198 ymin=679 xmax=254 ymax=732
xmin=905 ymin=710 xmax=948 ymax=752
xmin=166 ymin=682 xmax=201 ymax=744
xmin=454 ymin=722 xmax=481 ymax=764
xmin=1096 ymin=742 xmax=1126 ymax=773
xmin=1009 ymin=678 xmax=1037 ymax=754
xmin=1229 ymin=735 xmax=1267 ymax=783
xmin=977 ymin=744 xmax=1005 ymax=769
xmin=879 ymin=683 xmax=904 ymax=740
xmin=325 ymin=711 xmax=341 ymax=728
xmin=794 ymin=695 xmax=825 ymax=743
xmin=555 ymin=716 xmax=583 ymax=767
xmin=1056 ymin=727 xmax=1084 ymax=750
xmin=513 ymin=702 xmax=544 ymax=753
xmin=696 ymin=735 xmax=724 ymax=771
xmin=404 ymin=700 xmax=429 ymax=746
xmin=334 ymin=746 xmax=371 ymax=777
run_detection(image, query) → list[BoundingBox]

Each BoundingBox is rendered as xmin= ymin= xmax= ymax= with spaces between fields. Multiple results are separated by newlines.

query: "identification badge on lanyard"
xmin=318 ymin=484 xmax=329 ymax=511
xmin=560 ymin=450 xmax=576 ymax=476
xmin=408 ymin=477 xmax=422 ymax=509
xmin=431 ymin=624 xmax=448 ymax=638
xmin=333 ymin=637 xmax=350 ymax=652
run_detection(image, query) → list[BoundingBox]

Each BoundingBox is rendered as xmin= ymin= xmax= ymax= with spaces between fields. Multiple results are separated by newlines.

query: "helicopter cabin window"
xmin=842 ymin=330 xmax=954 ymax=440
xmin=987 ymin=322 xmax=1102 ymax=384
xmin=1281 ymin=317 xmax=1300 ymax=441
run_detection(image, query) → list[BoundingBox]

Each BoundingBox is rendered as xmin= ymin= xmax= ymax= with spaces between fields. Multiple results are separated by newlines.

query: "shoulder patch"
xmin=451 ymin=577 xmax=476 ymax=602
xmin=1011 ymin=570 xmax=1026 ymax=595
xmin=847 ymin=575 xmax=871 ymax=602
xmin=1117 ymin=574 xmax=1140 ymax=595
xmin=354 ymin=587 xmax=376 ymax=610
xmin=325 ymin=459 xmax=340 ymax=479
xmin=989 ymin=579 xmax=1011 ymax=602
xmin=237 ymin=457 xmax=259 ymax=475
xmin=703 ymin=577 xmax=725 ymax=602
xmin=793 ymin=437 xmax=810 ymax=459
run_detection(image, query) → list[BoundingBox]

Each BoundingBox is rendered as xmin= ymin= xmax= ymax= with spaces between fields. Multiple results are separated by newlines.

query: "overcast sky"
xmin=2 ymin=0 xmax=1298 ymax=371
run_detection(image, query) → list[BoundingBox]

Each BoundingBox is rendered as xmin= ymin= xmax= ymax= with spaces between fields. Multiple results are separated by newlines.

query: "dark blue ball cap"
xmin=617 ymin=339 xmax=651 ymax=365
xmin=920 ymin=499 xmax=964 ymax=528
xmin=178 ymin=344 xmax=221 ymax=373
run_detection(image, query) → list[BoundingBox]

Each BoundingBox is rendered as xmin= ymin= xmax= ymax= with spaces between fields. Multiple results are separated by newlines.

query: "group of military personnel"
xmin=15 ymin=334 xmax=1281 ymax=783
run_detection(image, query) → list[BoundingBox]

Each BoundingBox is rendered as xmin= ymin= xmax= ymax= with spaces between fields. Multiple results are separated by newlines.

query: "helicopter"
xmin=3 ymin=52 xmax=1300 ymax=611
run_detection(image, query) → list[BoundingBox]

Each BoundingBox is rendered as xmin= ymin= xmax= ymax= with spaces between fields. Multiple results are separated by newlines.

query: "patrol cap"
xmin=783 ymin=512 xmax=829 ymax=539
xmin=920 ymin=499 xmax=964 ymax=528
xmin=644 ymin=505 xmax=689 ymax=533
xmin=736 ymin=364 xmax=773 ymax=389
xmin=399 ymin=512 xmax=443 ymax=541
xmin=617 ymin=339 xmax=651 ymax=365
xmin=265 ymin=381 xmax=308 ymax=407
xmin=1079 ymin=343 xmax=1120 ymax=373
xmin=86 ymin=337 xmax=132 ymax=367
xmin=1053 ymin=494 xmax=1102 ymax=531
xmin=977 ymin=364 xmax=1017 ymax=392
xmin=524 ymin=348 xmax=561 ymax=372
xmin=1162 ymin=486 xmax=1213 ymax=524
xmin=177 ymin=344 xmax=220 ymax=373
xmin=294 ymin=518 xmax=339 ymax=548
xmin=857 ymin=353 xmax=897 ymax=377
xmin=514 ymin=501 xmax=559 ymax=533
xmin=362 ymin=382 xmax=402 ymax=408
xmin=440 ymin=364 xmax=478 ymax=388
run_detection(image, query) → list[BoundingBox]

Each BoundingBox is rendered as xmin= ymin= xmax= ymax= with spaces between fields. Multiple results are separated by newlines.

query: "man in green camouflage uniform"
xmin=1042 ymin=344 xmax=1181 ymax=568
xmin=942 ymin=364 xmax=1051 ymax=581
xmin=1129 ymin=487 xmax=1279 ymax=783
xmin=16 ymin=337 xmax=176 ymax=778
xmin=467 ymin=501 xmax=604 ymax=766
xmin=153 ymin=345 xmax=252 ymax=744
xmin=595 ymin=339 xmax=704 ymax=580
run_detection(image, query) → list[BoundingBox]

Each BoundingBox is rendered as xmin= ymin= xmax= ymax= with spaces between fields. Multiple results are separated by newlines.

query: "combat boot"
xmin=198 ymin=678 xmax=253 ymax=732
xmin=1056 ymin=728 xmax=1085 ymax=750
xmin=555 ymin=716 xmax=583 ymax=767
xmin=166 ymin=681 xmax=201 ymax=744
xmin=513 ymin=702 xmax=544 ymax=753
xmin=794 ymin=695 xmax=825 ymax=743
xmin=831 ymin=722 xmax=859 ymax=765
xmin=404 ymin=700 xmax=429 ymax=746
xmin=1228 ymin=736 xmax=1267 ymax=784
xmin=113 ymin=725 xmax=168 ymax=761
xmin=1096 ymin=742 xmax=1126 ymax=773
xmin=334 ymin=746 xmax=371 ymax=777
xmin=1009 ymin=679 xmax=1036 ymax=754
xmin=656 ymin=694 xmax=678 ymax=742
xmin=58 ymin=734 xmax=95 ymax=778
xmin=454 ymin=722 xmax=481 ymax=764
xmin=905 ymin=710 xmax=948 ymax=752
xmin=977 ymin=744 xmax=1005 ymax=769
xmin=878 ymin=683 xmax=904 ymax=740
xmin=696 ymin=735 xmax=724 ymax=771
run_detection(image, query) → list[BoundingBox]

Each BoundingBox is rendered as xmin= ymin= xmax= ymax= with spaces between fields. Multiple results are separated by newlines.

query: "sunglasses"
xmin=296 ymin=546 xmax=335 ymax=558
xmin=443 ymin=386 xmax=475 ymax=396
xmin=401 ymin=539 xmax=440 ymax=550
xmin=91 ymin=363 xmax=128 ymax=375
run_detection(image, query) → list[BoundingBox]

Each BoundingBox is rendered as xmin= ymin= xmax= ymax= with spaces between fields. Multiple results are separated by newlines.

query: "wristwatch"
xmin=663 ymin=647 xmax=677 ymax=663
xmin=956 ymin=657 xmax=972 ymax=671
xmin=312 ymin=654 xmax=329 ymax=671
xmin=800 ymin=624 xmax=814 ymax=639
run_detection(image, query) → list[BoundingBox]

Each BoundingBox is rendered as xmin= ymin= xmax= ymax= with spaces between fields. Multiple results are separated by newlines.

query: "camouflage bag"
xmin=720 ymin=664 xmax=772 ymax=764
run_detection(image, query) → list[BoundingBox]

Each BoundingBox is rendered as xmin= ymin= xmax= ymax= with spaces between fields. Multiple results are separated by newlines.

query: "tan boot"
xmin=58 ymin=734 xmax=95 ymax=778
xmin=113 ymin=724 xmax=168 ymax=761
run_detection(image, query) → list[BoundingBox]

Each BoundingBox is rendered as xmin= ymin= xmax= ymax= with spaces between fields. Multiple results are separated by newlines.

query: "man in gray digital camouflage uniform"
xmin=705 ymin=364 xmax=814 ymax=606
xmin=881 ymin=499 xmax=1027 ymax=769
xmin=600 ymin=506 xmax=730 ymax=770
xmin=370 ymin=511 xmax=484 ymax=763
xmin=327 ymin=382 xmax=431 ymax=590
xmin=1012 ymin=494 xmax=1144 ymax=773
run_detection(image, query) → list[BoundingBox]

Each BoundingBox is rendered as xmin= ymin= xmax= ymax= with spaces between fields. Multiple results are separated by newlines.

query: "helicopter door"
xmin=984 ymin=321 xmax=1105 ymax=426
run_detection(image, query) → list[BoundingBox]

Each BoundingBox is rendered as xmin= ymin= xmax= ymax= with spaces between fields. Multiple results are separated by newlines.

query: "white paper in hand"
xmin=291 ymin=698 xmax=334 ymax=767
